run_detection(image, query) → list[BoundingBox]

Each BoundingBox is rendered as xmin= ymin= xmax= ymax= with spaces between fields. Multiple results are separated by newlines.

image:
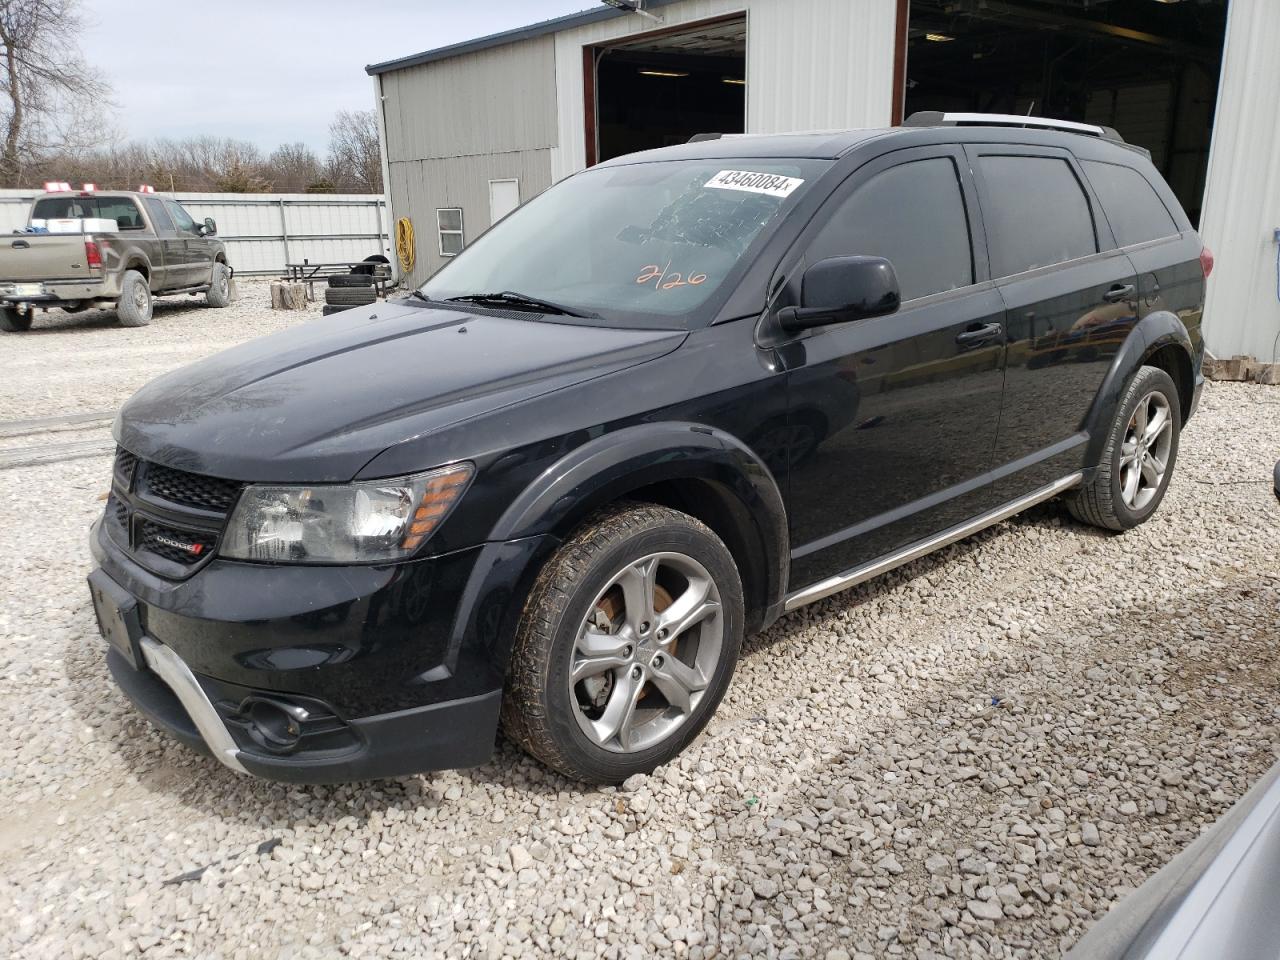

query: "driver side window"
xmin=808 ymin=157 xmax=974 ymax=302
xmin=165 ymin=199 xmax=199 ymax=235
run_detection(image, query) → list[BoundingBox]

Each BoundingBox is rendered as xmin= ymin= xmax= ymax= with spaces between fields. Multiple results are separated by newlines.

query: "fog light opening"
xmin=243 ymin=697 xmax=307 ymax=752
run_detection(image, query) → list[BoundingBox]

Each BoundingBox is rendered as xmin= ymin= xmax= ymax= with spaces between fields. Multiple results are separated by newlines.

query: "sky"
xmin=80 ymin=0 xmax=593 ymax=153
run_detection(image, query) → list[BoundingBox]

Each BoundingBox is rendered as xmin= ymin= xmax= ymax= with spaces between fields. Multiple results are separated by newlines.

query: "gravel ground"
xmin=1 ymin=293 xmax=1278 ymax=959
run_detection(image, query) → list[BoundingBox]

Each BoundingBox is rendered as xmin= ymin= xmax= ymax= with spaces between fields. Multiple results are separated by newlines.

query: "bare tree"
xmin=326 ymin=109 xmax=382 ymax=193
xmin=0 ymin=0 xmax=109 ymax=185
xmin=268 ymin=141 xmax=321 ymax=192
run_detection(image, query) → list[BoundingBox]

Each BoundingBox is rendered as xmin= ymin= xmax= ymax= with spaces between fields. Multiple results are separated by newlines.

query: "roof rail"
xmin=688 ymin=133 xmax=724 ymax=143
xmin=904 ymin=111 xmax=1126 ymax=143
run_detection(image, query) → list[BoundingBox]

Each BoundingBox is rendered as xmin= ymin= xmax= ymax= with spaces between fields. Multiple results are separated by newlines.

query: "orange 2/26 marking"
xmin=636 ymin=261 xmax=708 ymax=291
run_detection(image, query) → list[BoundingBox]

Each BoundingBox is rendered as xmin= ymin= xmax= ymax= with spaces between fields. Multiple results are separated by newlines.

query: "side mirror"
xmin=778 ymin=256 xmax=901 ymax=332
xmin=202 ymin=217 xmax=217 ymax=236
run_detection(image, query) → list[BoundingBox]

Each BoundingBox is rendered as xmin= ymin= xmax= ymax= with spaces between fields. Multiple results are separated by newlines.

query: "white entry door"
xmin=488 ymin=179 xmax=520 ymax=227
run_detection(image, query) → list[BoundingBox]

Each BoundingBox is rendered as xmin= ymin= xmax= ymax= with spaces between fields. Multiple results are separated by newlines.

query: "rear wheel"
xmin=502 ymin=503 xmax=744 ymax=783
xmin=116 ymin=270 xmax=153 ymax=327
xmin=1068 ymin=364 xmax=1181 ymax=531
xmin=0 ymin=307 xmax=32 ymax=332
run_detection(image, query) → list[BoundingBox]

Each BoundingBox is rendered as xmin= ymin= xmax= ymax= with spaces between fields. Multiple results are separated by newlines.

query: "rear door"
xmin=141 ymin=197 xmax=181 ymax=289
xmin=966 ymin=145 xmax=1138 ymax=499
xmin=782 ymin=145 xmax=1008 ymax=589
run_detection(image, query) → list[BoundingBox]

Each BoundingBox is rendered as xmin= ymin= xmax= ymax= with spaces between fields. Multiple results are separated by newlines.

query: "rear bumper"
xmin=0 ymin=278 xmax=114 ymax=305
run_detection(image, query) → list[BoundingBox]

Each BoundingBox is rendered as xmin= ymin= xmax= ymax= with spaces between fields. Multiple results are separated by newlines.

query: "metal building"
xmin=367 ymin=0 xmax=1279 ymax=363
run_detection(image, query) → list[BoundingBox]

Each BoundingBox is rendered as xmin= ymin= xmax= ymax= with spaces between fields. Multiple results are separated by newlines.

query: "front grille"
xmin=113 ymin=448 xmax=138 ymax=489
xmin=140 ymin=462 xmax=242 ymax=513
xmin=138 ymin=518 xmax=217 ymax=566
xmin=106 ymin=446 xmax=239 ymax=579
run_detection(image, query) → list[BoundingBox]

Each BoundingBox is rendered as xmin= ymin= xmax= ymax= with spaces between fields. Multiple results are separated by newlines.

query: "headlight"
xmin=221 ymin=463 xmax=473 ymax=563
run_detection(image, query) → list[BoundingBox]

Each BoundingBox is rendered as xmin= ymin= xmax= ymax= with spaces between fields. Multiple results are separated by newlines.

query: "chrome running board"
xmin=783 ymin=473 xmax=1083 ymax=612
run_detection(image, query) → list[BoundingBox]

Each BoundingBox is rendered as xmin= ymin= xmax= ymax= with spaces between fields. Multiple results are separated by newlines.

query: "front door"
xmin=163 ymin=199 xmax=213 ymax=287
xmin=780 ymin=147 xmax=1007 ymax=589
xmin=965 ymin=146 xmax=1139 ymax=499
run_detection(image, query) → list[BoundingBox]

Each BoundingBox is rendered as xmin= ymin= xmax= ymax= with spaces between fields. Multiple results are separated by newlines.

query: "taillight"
xmin=84 ymin=240 xmax=103 ymax=269
xmin=1199 ymin=246 xmax=1214 ymax=278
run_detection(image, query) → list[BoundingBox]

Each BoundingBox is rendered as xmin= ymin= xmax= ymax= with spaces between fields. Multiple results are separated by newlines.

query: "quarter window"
xmin=977 ymin=155 xmax=1097 ymax=276
xmin=437 ymin=208 xmax=464 ymax=257
xmin=1081 ymin=160 xmax=1179 ymax=247
xmin=808 ymin=157 xmax=974 ymax=302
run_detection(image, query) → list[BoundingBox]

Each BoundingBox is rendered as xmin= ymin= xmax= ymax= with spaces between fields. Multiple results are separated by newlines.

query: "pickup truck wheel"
xmin=1067 ymin=364 xmax=1181 ymax=531
xmin=205 ymin=263 xmax=232 ymax=308
xmin=502 ymin=503 xmax=744 ymax=783
xmin=116 ymin=270 xmax=153 ymax=327
xmin=0 ymin=307 xmax=32 ymax=332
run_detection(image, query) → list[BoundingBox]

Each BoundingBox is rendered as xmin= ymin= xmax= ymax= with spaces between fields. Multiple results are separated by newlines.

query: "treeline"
xmin=10 ymin=110 xmax=384 ymax=194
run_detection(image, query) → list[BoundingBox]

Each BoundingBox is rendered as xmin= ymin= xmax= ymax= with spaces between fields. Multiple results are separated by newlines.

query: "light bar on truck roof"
xmin=138 ymin=184 xmax=156 ymax=193
xmin=82 ymin=183 xmax=96 ymax=192
xmin=43 ymin=181 xmax=72 ymax=192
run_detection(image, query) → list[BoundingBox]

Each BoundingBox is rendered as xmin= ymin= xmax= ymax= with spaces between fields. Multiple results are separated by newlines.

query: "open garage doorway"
xmin=587 ymin=15 xmax=746 ymax=165
xmin=903 ymin=1 xmax=1228 ymax=225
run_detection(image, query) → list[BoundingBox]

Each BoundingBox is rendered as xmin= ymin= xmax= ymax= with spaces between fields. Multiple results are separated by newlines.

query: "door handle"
xmin=955 ymin=322 xmax=1003 ymax=347
xmin=11 ymin=239 xmax=28 ymax=249
xmin=1102 ymin=283 xmax=1135 ymax=303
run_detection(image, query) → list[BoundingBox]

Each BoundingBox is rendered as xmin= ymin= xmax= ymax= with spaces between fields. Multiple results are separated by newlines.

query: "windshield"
xmin=420 ymin=159 xmax=828 ymax=327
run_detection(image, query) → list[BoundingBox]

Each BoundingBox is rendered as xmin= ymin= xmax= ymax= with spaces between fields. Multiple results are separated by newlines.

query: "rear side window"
xmin=143 ymin=197 xmax=175 ymax=233
xmin=807 ymin=157 xmax=973 ymax=301
xmin=977 ymin=155 xmax=1097 ymax=277
xmin=1081 ymin=160 xmax=1179 ymax=247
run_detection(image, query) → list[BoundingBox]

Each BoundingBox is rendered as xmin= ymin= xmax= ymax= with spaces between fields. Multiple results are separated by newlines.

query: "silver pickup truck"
xmin=0 ymin=190 xmax=232 ymax=332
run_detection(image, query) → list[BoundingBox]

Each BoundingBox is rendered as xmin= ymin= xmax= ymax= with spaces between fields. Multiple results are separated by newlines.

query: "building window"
xmin=437 ymin=208 xmax=464 ymax=256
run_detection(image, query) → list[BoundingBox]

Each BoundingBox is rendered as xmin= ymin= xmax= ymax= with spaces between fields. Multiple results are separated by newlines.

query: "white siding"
xmin=1199 ymin=0 xmax=1280 ymax=362
xmin=0 ymin=189 xmax=389 ymax=274
xmin=551 ymin=0 xmax=897 ymax=183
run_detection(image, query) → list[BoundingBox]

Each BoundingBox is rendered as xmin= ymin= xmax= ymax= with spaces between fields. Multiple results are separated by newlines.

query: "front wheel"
xmin=1068 ymin=364 xmax=1181 ymax=531
xmin=502 ymin=503 xmax=744 ymax=783
xmin=205 ymin=262 xmax=232 ymax=307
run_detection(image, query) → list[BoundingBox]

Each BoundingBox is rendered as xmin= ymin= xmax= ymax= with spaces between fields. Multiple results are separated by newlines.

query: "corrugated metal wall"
xmin=1198 ymin=0 xmax=1280 ymax=363
xmin=550 ymin=0 xmax=896 ymax=183
xmin=0 ymin=189 xmax=389 ymax=275
xmin=378 ymin=36 xmax=558 ymax=284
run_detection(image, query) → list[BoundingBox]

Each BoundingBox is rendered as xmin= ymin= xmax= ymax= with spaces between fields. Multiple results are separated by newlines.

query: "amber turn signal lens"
xmin=398 ymin=464 xmax=474 ymax=550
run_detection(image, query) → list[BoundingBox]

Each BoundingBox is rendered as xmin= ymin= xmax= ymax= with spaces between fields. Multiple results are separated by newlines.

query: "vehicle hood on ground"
xmin=116 ymin=302 xmax=686 ymax=482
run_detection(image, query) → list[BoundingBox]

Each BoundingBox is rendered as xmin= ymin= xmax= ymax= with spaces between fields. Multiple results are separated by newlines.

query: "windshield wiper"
xmin=444 ymin=291 xmax=598 ymax=319
xmin=409 ymin=290 xmax=432 ymax=303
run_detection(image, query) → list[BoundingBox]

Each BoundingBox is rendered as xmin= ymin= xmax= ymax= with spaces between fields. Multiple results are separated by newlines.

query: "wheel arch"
xmin=488 ymin=422 xmax=791 ymax=635
xmin=1082 ymin=311 xmax=1194 ymax=466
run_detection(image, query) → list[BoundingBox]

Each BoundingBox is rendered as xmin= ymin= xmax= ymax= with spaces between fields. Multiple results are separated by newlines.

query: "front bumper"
xmin=90 ymin=517 xmax=552 ymax=782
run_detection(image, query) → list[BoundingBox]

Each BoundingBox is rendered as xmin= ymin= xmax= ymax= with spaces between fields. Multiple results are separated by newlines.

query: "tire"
xmin=328 ymin=273 xmax=375 ymax=289
xmin=321 ymin=304 xmax=353 ymax=316
xmin=0 ymin=307 xmax=32 ymax=332
xmin=324 ymin=287 xmax=377 ymax=306
xmin=205 ymin=262 xmax=232 ymax=307
xmin=1067 ymin=364 xmax=1181 ymax=531
xmin=351 ymin=254 xmax=391 ymax=277
xmin=502 ymin=503 xmax=744 ymax=783
xmin=116 ymin=270 xmax=153 ymax=327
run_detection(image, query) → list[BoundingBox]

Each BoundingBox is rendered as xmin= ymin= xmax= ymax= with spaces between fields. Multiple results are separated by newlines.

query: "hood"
xmin=117 ymin=302 xmax=686 ymax=482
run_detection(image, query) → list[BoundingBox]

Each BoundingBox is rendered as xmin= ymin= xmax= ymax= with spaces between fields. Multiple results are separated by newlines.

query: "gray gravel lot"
xmin=1 ymin=289 xmax=1278 ymax=959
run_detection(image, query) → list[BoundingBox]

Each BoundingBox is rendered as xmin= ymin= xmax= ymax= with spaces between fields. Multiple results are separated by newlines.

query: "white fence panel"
xmin=0 ymin=189 xmax=390 ymax=275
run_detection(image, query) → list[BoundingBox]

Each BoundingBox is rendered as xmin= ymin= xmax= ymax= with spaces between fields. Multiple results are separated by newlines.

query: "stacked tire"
xmin=323 ymin=273 xmax=376 ymax=315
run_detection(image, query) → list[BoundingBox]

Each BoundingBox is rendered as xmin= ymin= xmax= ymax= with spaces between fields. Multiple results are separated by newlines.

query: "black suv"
xmin=89 ymin=114 xmax=1207 ymax=784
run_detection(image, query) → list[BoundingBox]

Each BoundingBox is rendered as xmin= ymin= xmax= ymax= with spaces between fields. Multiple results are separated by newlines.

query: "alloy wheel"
xmin=1118 ymin=390 xmax=1173 ymax=511
xmin=569 ymin=551 xmax=723 ymax=754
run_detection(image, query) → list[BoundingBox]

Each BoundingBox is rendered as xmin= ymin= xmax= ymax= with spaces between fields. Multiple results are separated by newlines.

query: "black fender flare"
xmin=488 ymin=421 xmax=791 ymax=627
xmin=1082 ymin=310 xmax=1193 ymax=466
